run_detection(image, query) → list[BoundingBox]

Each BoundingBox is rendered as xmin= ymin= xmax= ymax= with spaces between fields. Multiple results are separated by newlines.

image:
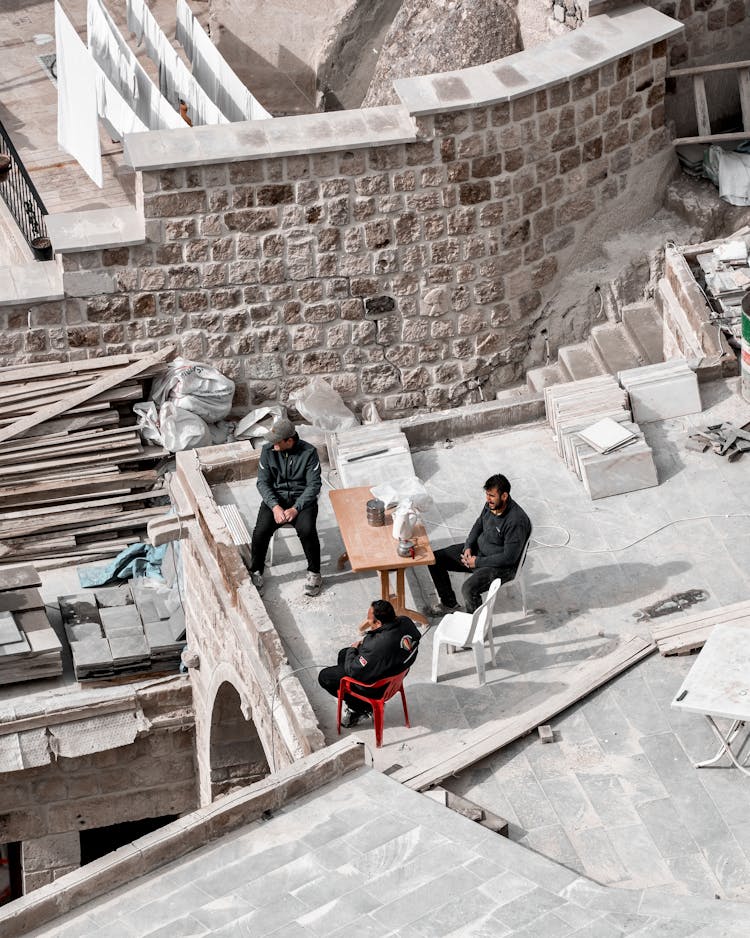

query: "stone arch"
xmin=208 ymin=679 xmax=270 ymax=801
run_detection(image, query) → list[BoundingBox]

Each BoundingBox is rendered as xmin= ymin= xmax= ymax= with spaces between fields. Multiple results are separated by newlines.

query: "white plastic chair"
xmin=431 ymin=578 xmax=502 ymax=686
xmin=514 ymin=529 xmax=533 ymax=616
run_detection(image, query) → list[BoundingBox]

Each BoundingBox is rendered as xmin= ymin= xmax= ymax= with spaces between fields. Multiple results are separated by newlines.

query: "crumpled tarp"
xmin=78 ymin=542 xmax=167 ymax=588
xmin=705 ymin=145 xmax=750 ymax=206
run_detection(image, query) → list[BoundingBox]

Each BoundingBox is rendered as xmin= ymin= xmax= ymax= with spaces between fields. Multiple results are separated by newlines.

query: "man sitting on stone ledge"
xmin=250 ymin=418 xmax=323 ymax=597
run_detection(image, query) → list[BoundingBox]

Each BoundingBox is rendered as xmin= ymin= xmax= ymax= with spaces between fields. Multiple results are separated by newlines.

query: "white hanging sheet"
xmin=95 ymin=69 xmax=148 ymax=142
xmin=88 ymin=0 xmax=183 ymax=132
xmin=127 ymin=0 xmax=228 ymax=126
xmin=55 ymin=1 xmax=102 ymax=187
xmin=174 ymin=0 xmax=270 ymax=122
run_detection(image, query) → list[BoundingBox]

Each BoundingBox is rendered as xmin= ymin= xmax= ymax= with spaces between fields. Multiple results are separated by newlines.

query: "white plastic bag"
xmin=160 ymin=402 xmax=212 ymax=452
xmin=288 ymin=377 xmax=358 ymax=432
xmin=370 ymin=476 xmax=433 ymax=511
xmin=149 ymin=357 xmax=235 ymax=421
xmin=234 ymin=403 xmax=287 ymax=441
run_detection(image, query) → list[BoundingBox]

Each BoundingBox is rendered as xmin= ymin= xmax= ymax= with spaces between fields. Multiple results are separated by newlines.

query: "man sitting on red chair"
xmin=318 ymin=599 xmax=421 ymax=727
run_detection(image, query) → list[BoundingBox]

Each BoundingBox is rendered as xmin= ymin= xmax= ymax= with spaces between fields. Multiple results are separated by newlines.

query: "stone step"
xmin=590 ymin=323 xmax=643 ymax=374
xmin=558 ymin=343 xmax=605 ymax=382
xmin=621 ymin=303 xmax=665 ymax=365
xmin=525 ymin=363 xmax=566 ymax=393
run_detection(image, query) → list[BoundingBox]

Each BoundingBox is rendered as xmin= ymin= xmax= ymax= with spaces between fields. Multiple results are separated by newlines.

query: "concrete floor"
xmin=217 ymin=376 xmax=750 ymax=902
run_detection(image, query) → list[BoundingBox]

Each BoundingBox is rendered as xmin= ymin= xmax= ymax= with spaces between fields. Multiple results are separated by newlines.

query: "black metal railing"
xmin=0 ymin=116 xmax=51 ymax=259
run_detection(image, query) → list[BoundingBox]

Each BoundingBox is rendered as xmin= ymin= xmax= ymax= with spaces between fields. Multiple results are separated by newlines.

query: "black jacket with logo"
xmin=256 ymin=437 xmax=322 ymax=513
xmin=464 ymin=497 xmax=531 ymax=580
xmin=342 ymin=616 xmax=421 ymax=691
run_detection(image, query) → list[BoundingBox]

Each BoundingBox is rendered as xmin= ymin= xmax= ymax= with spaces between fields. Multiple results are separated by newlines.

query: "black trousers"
xmin=318 ymin=648 xmax=387 ymax=715
xmin=250 ymin=500 xmax=320 ymax=575
xmin=427 ymin=542 xmax=501 ymax=613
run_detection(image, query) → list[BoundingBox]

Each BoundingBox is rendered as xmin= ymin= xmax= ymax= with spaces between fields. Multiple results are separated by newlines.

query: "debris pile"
xmin=688 ymin=419 xmax=750 ymax=461
xmin=692 ymin=226 xmax=750 ymax=348
xmin=0 ymin=350 xmax=173 ymax=569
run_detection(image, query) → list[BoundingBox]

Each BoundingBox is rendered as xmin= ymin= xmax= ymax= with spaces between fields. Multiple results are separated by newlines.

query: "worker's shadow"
xmin=514 ymin=559 xmax=693 ymax=625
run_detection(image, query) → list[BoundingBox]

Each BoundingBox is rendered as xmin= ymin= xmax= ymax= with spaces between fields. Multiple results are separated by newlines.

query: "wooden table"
xmin=671 ymin=622 xmax=750 ymax=776
xmin=329 ymin=485 xmax=434 ymax=625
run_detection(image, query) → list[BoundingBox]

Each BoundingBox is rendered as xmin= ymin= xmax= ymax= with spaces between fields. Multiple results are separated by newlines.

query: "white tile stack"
xmin=0 ymin=564 xmax=63 ymax=684
xmin=327 ymin=425 xmax=415 ymax=488
xmin=545 ymin=374 xmax=659 ymax=500
xmin=618 ymin=360 xmax=701 ymax=424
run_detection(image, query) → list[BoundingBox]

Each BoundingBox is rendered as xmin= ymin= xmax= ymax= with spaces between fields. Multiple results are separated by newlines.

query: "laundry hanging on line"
xmin=87 ymin=0 xmax=184 ymax=133
xmin=56 ymin=1 xmax=148 ymax=187
xmin=126 ymin=0 xmax=228 ymax=126
xmin=175 ymin=0 xmax=270 ymax=122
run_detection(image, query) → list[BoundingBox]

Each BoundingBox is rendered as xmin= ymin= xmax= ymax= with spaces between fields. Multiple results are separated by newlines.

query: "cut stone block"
xmin=71 ymin=638 xmax=114 ymax=669
xmin=622 ymin=303 xmax=665 ymax=365
xmin=144 ymin=620 xmax=182 ymax=653
xmin=559 ymin=343 xmax=605 ymax=382
xmin=94 ymin=584 xmax=133 ymax=607
xmin=135 ymin=598 xmax=161 ymax=627
xmin=65 ymin=622 xmax=103 ymax=643
xmin=0 ymin=610 xmax=22 ymax=645
xmin=0 ymin=565 xmax=41 ymax=591
xmin=590 ymin=323 xmax=643 ymax=373
xmin=168 ymin=607 xmax=186 ymax=642
xmin=99 ymin=605 xmax=143 ymax=634
xmin=108 ymin=632 xmax=150 ymax=666
xmin=58 ymin=594 xmax=100 ymax=625
xmin=580 ymin=440 xmax=659 ymax=500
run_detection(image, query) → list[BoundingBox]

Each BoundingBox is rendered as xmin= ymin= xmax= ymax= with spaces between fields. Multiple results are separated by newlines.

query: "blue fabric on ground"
xmin=78 ymin=543 xmax=168 ymax=587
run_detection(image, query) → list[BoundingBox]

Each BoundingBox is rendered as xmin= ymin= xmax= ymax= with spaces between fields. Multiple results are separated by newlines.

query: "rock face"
xmin=362 ymin=0 xmax=522 ymax=107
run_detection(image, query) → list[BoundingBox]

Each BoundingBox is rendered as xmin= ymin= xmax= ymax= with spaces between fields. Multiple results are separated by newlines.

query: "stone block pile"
xmin=0 ymin=564 xmax=62 ymax=684
xmin=545 ymin=373 xmax=658 ymax=499
xmin=61 ymin=582 xmax=185 ymax=681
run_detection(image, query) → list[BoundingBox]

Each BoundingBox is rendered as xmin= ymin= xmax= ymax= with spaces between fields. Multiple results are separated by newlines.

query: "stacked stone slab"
xmin=0 ymin=564 xmax=62 ymax=684
xmin=61 ymin=583 xmax=185 ymax=681
xmin=545 ymin=374 xmax=658 ymax=499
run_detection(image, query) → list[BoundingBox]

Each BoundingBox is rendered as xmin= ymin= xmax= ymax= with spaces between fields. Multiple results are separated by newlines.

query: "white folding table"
xmin=671 ymin=622 xmax=750 ymax=776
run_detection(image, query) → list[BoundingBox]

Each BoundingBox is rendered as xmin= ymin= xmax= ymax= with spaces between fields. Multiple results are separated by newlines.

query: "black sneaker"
xmin=424 ymin=601 xmax=462 ymax=618
xmin=341 ymin=705 xmax=372 ymax=728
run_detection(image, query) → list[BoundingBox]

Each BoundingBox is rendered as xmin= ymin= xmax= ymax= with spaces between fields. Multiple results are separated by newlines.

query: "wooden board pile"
xmin=545 ymin=375 xmax=658 ymax=500
xmin=0 ymin=349 xmax=174 ymax=569
xmin=0 ymin=564 xmax=62 ymax=684
xmin=651 ymin=599 xmax=750 ymax=656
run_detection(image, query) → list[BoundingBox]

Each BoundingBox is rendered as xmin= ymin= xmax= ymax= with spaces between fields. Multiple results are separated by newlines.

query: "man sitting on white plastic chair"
xmin=426 ymin=473 xmax=531 ymax=616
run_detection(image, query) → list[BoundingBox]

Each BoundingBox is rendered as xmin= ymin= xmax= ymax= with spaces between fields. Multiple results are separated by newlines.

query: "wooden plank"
xmin=0 ymin=375 xmax=94 ymax=404
xmin=0 ymin=445 xmax=143 ymax=478
xmin=392 ymin=636 xmax=655 ymax=791
xmin=650 ymin=600 xmax=750 ymax=642
xmin=0 ymin=355 xmax=132 ymax=386
xmin=0 ymin=487 xmax=165 ymax=522
xmin=692 ymin=74 xmax=711 ymax=137
xmin=0 ymin=383 xmax=145 ymax=419
xmin=0 ymin=506 xmax=125 ymax=538
xmin=0 ymin=470 xmax=158 ymax=507
xmin=0 ymin=505 xmax=166 ymax=541
xmin=739 ymin=67 xmax=750 ymax=133
xmin=673 ymin=131 xmax=750 ymax=146
xmin=668 ymin=59 xmax=750 ymax=78
xmin=17 ymin=411 xmax=120 ymax=439
xmin=0 ymin=347 xmax=173 ymax=445
xmin=0 ymin=430 xmax=139 ymax=462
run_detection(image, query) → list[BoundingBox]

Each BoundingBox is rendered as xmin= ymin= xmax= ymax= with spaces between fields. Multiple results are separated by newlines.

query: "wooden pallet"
xmin=650 ymin=600 xmax=750 ymax=656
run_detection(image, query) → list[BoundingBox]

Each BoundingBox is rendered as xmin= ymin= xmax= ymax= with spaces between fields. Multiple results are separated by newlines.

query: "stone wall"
xmin=172 ymin=446 xmax=324 ymax=806
xmin=1 ymin=6 xmax=683 ymax=419
xmin=0 ymin=682 xmax=196 ymax=847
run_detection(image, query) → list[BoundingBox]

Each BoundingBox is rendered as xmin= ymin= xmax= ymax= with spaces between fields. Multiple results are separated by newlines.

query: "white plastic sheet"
xmin=289 ymin=377 xmax=358 ymax=432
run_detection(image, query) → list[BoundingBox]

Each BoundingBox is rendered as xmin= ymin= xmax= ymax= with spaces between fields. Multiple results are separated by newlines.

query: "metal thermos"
xmin=366 ymin=498 xmax=385 ymax=527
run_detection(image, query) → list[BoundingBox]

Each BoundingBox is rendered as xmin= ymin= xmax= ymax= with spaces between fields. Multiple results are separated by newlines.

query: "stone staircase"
xmin=526 ymin=301 xmax=665 ymax=393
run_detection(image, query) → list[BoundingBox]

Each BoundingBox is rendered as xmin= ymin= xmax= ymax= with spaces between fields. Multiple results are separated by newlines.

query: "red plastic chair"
xmin=336 ymin=670 xmax=411 ymax=748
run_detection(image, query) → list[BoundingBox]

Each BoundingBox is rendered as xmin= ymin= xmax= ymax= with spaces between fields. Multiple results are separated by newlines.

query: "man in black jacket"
xmin=318 ymin=599 xmax=421 ymax=727
xmin=427 ymin=473 xmax=531 ymax=615
xmin=250 ymin=418 xmax=323 ymax=596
